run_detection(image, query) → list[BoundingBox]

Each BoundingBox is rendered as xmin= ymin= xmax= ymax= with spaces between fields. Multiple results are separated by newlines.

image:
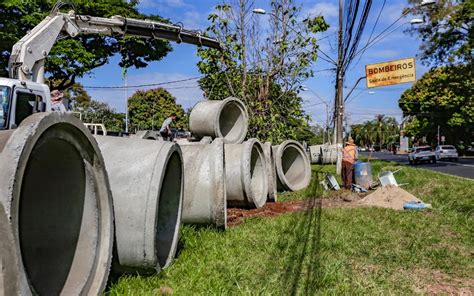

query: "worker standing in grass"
xmin=159 ymin=113 xmax=178 ymax=141
xmin=342 ymin=137 xmax=358 ymax=189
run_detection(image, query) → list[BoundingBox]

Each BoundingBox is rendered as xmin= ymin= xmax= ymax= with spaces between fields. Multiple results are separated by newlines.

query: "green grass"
xmin=108 ymin=161 xmax=473 ymax=295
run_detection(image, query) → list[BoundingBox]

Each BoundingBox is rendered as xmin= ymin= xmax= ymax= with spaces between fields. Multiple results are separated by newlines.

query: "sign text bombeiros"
xmin=365 ymin=57 xmax=416 ymax=88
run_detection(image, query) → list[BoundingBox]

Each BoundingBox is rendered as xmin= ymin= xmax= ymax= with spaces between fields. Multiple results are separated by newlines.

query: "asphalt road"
xmin=360 ymin=151 xmax=474 ymax=180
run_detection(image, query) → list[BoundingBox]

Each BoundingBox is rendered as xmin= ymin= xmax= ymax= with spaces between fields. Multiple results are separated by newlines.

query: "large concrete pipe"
xmin=189 ymin=97 xmax=248 ymax=144
xmin=179 ymin=138 xmax=226 ymax=228
xmin=95 ymin=136 xmax=183 ymax=273
xmin=135 ymin=130 xmax=160 ymax=140
xmin=0 ymin=203 xmax=20 ymax=295
xmin=263 ymin=142 xmax=278 ymax=202
xmin=309 ymin=144 xmax=324 ymax=164
xmin=0 ymin=112 xmax=114 ymax=295
xmin=273 ymin=140 xmax=312 ymax=191
xmin=225 ymin=138 xmax=268 ymax=208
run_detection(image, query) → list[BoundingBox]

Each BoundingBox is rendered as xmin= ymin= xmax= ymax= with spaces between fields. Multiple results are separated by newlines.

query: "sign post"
xmin=365 ymin=57 xmax=416 ymax=88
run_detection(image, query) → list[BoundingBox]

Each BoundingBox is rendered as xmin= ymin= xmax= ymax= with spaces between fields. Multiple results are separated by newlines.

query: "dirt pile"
xmin=357 ymin=185 xmax=423 ymax=210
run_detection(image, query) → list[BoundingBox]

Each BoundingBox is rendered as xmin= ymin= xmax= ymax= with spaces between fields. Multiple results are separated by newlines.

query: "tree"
xmin=77 ymin=100 xmax=124 ymax=132
xmin=351 ymin=116 xmax=400 ymax=149
xmin=197 ymin=0 xmax=329 ymax=143
xmin=406 ymin=0 xmax=473 ymax=66
xmin=128 ymin=88 xmax=186 ymax=132
xmin=0 ymin=0 xmax=172 ymax=89
xmin=399 ymin=64 xmax=473 ymax=148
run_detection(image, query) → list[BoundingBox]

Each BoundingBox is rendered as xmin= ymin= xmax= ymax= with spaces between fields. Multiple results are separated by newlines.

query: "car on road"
xmin=435 ymin=145 xmax=458 ymax=161
xmin=408 ymin=146 xmax=436 ymax=164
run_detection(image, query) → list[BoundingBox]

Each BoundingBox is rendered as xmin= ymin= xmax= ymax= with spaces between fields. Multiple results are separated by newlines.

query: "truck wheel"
xmin=409 ymin=159 xmax=413 ymax=165
xmin=432 ymin=157 xmax=437 ymax=163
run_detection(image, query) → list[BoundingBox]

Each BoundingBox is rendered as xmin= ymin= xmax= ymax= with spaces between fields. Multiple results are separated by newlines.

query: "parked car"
xmin=435 ymin=145 xmax=458 ymax=161
xmin=408 ymin=146 xmax=436 ymax=164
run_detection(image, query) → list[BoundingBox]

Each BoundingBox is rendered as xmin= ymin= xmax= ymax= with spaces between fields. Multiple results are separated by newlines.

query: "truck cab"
xmin=0 ymin=78 xmax=50 ymax=130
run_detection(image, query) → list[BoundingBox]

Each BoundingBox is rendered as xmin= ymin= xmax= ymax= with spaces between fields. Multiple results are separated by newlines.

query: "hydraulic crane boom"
xmin=8 ymin=10 xmax=223 ymax=83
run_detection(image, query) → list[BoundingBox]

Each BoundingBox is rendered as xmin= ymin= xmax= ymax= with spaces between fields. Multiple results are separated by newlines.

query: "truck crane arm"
xmin=9 ymin=10 xmax=223 ymax=83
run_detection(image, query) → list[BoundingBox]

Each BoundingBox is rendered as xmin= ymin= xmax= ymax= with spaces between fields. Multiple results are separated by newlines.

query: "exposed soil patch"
xmin=411 ymin=269 xmax=474 ymax=295
xmin=227 ymin=191 xmax=367 ymax=227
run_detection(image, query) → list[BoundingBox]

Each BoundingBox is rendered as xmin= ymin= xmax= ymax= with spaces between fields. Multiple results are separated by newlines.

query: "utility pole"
xmin=334 ymin=0 xmax=344 ymax=175
xmin=125 ymin=73 xmax=129 ymax=133
xmin=437 ymin=125 xmax=440 ymax=146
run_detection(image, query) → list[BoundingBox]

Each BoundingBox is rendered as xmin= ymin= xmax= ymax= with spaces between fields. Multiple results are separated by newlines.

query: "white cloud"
xmin=307 ymin=2 xmax=339 ymax=19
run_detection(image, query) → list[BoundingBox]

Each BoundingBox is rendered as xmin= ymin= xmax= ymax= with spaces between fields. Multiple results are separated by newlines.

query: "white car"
xmin=408 ymin=146 xmax=436 ymax=164
xmin=435 ymin=145 xmax=458 ymax=161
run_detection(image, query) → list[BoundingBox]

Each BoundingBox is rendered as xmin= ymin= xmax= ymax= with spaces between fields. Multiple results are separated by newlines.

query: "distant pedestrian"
xmin=159 ymin=113 xmax=178 ymax=141
xmin=342 ymin=137 xmax=358 ymax=189
xmin=50 ymin=90 xmax=67 ymax=112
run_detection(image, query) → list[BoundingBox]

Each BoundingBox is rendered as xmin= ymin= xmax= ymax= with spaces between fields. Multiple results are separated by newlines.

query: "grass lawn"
xmin=108 ymin=160 xmax=473 ymax=295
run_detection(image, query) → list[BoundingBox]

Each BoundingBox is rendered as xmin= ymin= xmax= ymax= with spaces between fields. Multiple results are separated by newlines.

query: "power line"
xmin=83 ymin=76 xmax=202 ymax=89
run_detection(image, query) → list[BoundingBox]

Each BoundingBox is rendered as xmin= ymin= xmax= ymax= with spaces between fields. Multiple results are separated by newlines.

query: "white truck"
xmin=0 ymin=10 xmax=222 ymax=131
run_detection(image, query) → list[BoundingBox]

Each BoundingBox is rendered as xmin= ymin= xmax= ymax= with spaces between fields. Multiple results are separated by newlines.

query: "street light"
xmin=420 ymin=0 xmax=436 ymax=6
xmin=409 ymin=18 xmax=424 ymax=25
xmin=252 ymin=8 xmax=266 ymax=15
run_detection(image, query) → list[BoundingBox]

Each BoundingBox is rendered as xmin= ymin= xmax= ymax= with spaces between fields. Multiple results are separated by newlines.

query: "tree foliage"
xmin=399 ymin=64 xmax=473 ymax=147
xmin=77 ymin=100 xmax=124 ymax=132
xmin=128 ymin=88 xmax=186 ymax=132
xmin=197 ymin=0 xmax=329 ymax=143
xmin=351 ymin=115 xmax=400 ymax=148
xmin=407 ymin=0 xmax=473 ymax=66
xmin=0 ymin=0 xmax=172 ymax=89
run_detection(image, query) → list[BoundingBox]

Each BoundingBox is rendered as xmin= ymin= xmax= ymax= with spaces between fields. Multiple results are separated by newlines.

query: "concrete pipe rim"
xmin=0 ymin=112 xmax=113 ymax=295
xmin=0 ymin=202 xmax=21 ymax=295
xmin=264 ymin=142 xmax=278 ymax=202
xmin=215 ymin=97 xmax=248 ymax=144
xmin=241 ymin=139 xmax=268 ymax=208
xmin=275 ymin=140 xmax=311 ymax=191
xmin=154 ymin=143 xmax=184 ymax=270
xmin=212 ymin=138 xmax=227 ymax=228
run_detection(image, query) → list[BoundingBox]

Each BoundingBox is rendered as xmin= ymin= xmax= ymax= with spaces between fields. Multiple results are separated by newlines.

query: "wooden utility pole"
xmin=334 ymin=0 xmax=344 ymax=174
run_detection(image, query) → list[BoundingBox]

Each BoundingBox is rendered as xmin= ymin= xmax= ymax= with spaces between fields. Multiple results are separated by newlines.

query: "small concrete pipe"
xmin=225 ymin=138 xmax=268 ymax=208
xmin=273 ymin=140 xmax=312 ymax=191
xmin=0 ymin=112 xmax=114 ymax=295
xmin=95 ymin=136 xmax=183 ymax=273
xmin=263 ymin=142 xmax=278 ymax=202
xmin=189 ymin=97 xmax=249 ymax=144
xmin=0 ymin=202 xmax=21 ymax=295
xmin=179 ymin=138 xmax=227 ymax=228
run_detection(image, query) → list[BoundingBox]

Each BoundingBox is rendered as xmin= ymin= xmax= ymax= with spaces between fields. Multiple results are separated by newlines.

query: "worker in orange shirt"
xmin=342 ymin=137 xmax=358 ymax=189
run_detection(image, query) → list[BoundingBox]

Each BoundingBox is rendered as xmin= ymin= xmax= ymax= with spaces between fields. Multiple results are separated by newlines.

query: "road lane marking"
xmin=438 ymin=161 xmax=474 ymax=168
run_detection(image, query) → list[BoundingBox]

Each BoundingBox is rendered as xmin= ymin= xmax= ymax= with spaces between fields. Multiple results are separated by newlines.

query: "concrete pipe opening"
xmin=0 ymin=112 xmax=114 ymax=295
xmin=225 ymin=139 xmax=268 ymax=208
xmin=179 ymin=138 xmax=226 ymax=228
xmin=95 ymin=137 xmax=183 ymax=273
xmin=274 ymin=140 xmax=311 ymax=192
xmin=189 ymin=97 xmax=248 ymax=144
xmin=156 ymin=151 xmax=182 ymax=268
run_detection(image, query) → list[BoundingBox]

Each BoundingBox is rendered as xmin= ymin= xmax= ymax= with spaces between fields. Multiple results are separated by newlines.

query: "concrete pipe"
xmin=135 ymin=130 xmax=160 ymax=140
xmin=95 ymin=136 xmax=183 ymax=273
xmin=0 ymin=202 xmax=21 ymax=295
xmin=0 ymin=112 xmax=114 ymax=295
xmin=273 ymin=140 xmax=311 ymax=192
xmin=189 ymin=97 xmax=248 ymax=144
xmin=309 ymin=144 xmax=324 ymax=164
xmin=225 ymin=138 xmax=268 ymax=208
xmin=263 ymin=142 xmax=278 ymax=202
xmin=179 ymin=138 xmax=226 ymax=228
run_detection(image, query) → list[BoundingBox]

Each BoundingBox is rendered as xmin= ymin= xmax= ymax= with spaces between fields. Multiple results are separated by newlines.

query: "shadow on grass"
xmin=267 ymin=171 xmax=325 ymax=294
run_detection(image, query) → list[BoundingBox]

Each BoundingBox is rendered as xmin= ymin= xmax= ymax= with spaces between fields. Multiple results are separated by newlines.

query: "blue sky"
xmin=78 ymin=0 xmax=430 ymax=127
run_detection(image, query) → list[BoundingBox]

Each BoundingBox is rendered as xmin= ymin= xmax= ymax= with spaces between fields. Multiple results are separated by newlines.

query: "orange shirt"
xmin=342 ymin=145 xmax=357 ymax=164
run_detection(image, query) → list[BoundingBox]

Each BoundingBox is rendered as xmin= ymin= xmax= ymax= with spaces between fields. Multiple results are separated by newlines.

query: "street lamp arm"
xmin=344 ymin=76 xmax=366 ymax=102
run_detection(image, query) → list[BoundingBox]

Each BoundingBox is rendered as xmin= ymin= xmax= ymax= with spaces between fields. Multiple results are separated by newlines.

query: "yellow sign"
xmin=365 ymin=57 xmax=416 ymax=88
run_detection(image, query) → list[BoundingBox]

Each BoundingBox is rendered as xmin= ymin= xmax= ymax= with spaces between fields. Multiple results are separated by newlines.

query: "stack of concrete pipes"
xmin=0 ymin=97 xmax=311 ymax=293
xmin=178 ymin=97 xmax=312 ymax=229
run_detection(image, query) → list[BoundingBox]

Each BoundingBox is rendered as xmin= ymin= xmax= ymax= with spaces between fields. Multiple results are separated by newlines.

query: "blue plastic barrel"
xmin=353 ymin=162 xmax=372 ymax=189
